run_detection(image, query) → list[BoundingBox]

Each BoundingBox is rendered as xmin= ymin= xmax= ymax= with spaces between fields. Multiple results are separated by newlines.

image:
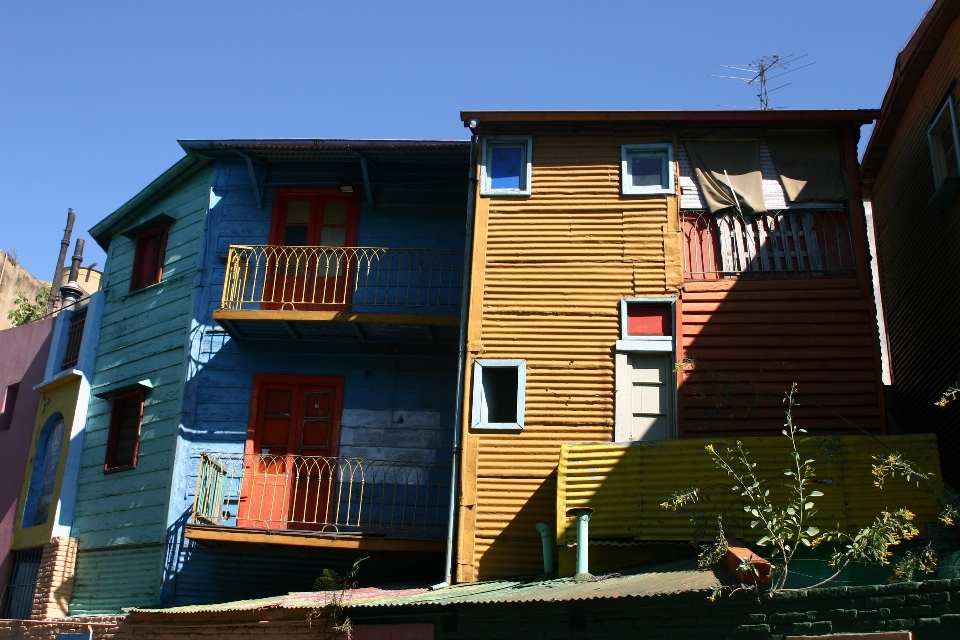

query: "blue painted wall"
xmin=69 ymin=160 xmax=214 ymax=614
xmin=164 ymin=156 xmax=468 ymax=605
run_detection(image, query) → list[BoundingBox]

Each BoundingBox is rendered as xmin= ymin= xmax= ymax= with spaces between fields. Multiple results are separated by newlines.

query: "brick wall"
xmin=30 ymin=537 xmax=77 ymax=619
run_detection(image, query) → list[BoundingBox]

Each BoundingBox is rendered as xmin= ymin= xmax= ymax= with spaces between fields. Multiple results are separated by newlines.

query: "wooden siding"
xmin=458 ymin=126 xmax=682 ymax=581
xmin=868 ymin=15 xmax=960 ymax=489
xmin=680 ymin=277 xmax=884 ymax=437
xmin=69 ymin=164 xmax=213 ymax=612
xmin=165 ymin=158 xmax=467 ymax=606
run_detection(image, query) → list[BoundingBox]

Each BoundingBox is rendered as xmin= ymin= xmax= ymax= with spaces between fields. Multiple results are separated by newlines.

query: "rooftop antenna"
xmin=712 ymin=54 xmax=815 ymax=110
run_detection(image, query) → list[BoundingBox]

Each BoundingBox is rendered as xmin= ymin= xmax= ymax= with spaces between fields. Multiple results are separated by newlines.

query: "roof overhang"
xmin=178 ymin=138 xmax=471 ymax=164
xmin=861 ymin=0 xmax=960 ymax=179
xmin=461 ymin=109 xmax=879 ymax=127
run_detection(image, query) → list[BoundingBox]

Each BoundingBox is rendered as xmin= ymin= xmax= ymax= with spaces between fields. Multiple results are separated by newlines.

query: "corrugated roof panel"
xmin=557 ymin=434 xmax=943 ymax=546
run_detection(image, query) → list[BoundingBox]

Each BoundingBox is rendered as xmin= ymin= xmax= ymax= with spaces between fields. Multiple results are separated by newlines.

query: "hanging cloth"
xmin=765 ymin=129 xmax=854 ymax=203
xmin=682 ymin=130 xmax=766 ymax=214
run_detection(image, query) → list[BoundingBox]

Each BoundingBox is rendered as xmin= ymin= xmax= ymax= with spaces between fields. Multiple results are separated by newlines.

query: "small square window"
xmin=481 ymin=137 xmax=532 ymax=196
xmin=928 ymin=96 xmax=960 ymax=189
xmin=104 ymin=390 xmax=144 ymax=472
xmin=621 ymin=144 xmax=675 ymax=195
xmin=471 ymin=359 xmax=526 ymax=430
xmin=129 ymin=224 xmax=168 ymax=292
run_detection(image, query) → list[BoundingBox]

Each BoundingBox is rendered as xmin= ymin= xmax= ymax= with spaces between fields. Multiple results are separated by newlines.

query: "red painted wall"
xmin=0 ymin=317 xmax=54 ymax=601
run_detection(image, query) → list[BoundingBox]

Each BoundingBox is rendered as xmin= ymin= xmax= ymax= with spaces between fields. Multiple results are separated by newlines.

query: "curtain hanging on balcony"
xmin=682 ymin=130 xmax=766 ymax=215
xmin=764 ymin=129 xmax=854 ymax=204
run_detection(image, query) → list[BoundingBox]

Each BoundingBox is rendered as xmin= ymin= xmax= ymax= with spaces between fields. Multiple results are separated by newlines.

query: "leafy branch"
xmin=308 ymin=557 xmax=368 ymax=639
xmin=662 ymin=383 xmax=951 ymax=597
xmin=7 ymin=285 xmax=50 ymax=326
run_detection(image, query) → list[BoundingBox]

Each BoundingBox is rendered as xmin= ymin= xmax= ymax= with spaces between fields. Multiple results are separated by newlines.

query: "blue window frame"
xmin=621 ymin=143 xmax=675 ymax=195
xmin=471 ymin=359 xmax=526 ymax=431
xmin=481 ymin=136 xmax=533 ymax=196
xmin=22 ymin=413 xmax=66 ymax=528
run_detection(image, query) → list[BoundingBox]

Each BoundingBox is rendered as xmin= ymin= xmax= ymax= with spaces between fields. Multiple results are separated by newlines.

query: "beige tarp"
xmin=765 ymin=129 xmax=854 ymax=203
xmin=682 ymin=130 xmax=766 ymax=214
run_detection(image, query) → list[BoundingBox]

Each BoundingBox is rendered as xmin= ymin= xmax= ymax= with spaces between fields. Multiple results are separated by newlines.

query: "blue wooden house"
xmin=67 ymin=140 xmax=471 ymax=613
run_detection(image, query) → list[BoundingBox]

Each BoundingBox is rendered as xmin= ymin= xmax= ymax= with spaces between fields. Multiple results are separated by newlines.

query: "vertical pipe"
xmin=49 ymin=208 xmax=76 ymax=311
xmin=566 ymin=507 xmax=594 ymax=579
xmin=60 ymin=239 xmax=86 ymax=309
xmin=535 ymin=523 xmax=554 ymax=574
xmin=443 ymin=135 xmax=479 ymax=587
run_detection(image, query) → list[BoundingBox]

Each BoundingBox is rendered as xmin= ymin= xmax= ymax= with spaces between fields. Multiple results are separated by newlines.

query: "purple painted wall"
xmin=0 ymin=317 xmax=53 ymax=600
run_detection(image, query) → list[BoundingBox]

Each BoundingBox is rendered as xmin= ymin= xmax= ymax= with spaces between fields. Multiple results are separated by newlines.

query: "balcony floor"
xmin=184 ymin=523 xmax=446 ymax=553
xmin=213 ymin=309 xmax=460 ymax=344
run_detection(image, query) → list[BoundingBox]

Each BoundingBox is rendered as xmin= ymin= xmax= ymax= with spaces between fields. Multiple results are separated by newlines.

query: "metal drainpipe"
xmin=442 ymin=134 xmax=479 ymax=588
xmin=566 ymin=507 xmax=595 ymax=580
xmin=535 ymin=523 xmax=554 ymax=575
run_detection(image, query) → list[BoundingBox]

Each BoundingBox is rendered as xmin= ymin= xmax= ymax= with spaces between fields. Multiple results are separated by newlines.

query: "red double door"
xmin=237 ymin=375 xmax=344 ymax=530
xmin=264 ymin=190 xmax=360 ymax=311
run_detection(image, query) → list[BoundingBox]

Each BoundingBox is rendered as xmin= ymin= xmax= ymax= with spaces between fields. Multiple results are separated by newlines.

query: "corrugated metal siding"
xmin=69 ymin=544 xmax=165 ymax=614
xmin=680 ymin=277 xmax=884 ymax=437
xmin=557 ymin=434 xmax=943 ymax=545
xmin=464 ymin=126 xmax=682 ymax=580
xmin=870 ymin=16 xmax=960 ymax=488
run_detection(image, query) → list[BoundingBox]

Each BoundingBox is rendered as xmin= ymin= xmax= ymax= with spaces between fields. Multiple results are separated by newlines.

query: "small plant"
xmin=7 ymin=284 xmax=50 ymax=326
xmin=308 ymin=557 xmax=368 ymax=639
xmin=934 ymin=382 xmax=959 ymax=408
xmin=662 ymin=383 xmax=955 ymax=598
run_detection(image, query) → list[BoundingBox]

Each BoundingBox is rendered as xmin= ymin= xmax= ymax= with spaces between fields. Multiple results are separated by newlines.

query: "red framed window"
xmin=129 ymin=225 xmax=168 ymax=291
xmin=104 ymin=390 xmax=144 ymax=473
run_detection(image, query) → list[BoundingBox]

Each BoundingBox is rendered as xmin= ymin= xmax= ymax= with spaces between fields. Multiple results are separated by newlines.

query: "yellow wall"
xmin=457 ymin=124 xmax=682 ymax=581
xmin=12 ymin=376 xmax=81 ymax=549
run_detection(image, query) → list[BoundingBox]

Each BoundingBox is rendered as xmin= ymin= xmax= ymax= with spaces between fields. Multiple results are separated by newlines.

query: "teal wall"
xmin=69 ymin=162 xmax=213 ymax=614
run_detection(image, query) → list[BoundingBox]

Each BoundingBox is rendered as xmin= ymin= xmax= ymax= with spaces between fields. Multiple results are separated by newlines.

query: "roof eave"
xmin=88 ymin=152 xmax=213 ymax=251
xmin=460 ymin=110 xmax=879 ymax=126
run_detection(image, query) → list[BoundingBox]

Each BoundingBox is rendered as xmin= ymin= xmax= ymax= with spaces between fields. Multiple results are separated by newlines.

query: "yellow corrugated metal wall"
xmin=868 ymin=16 xmax=960 ymax=490
xmin=457 ymin=125 xmax=683 ymax=581
xmin=557 ymin=434 xmax=944 ymax=547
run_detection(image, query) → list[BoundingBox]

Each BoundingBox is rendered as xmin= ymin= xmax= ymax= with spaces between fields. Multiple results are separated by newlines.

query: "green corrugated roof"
xmin=130 ymin=558 xmax=719 ymax=615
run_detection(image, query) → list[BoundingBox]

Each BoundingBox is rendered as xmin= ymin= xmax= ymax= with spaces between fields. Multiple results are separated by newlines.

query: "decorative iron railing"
xmin=191 ymin=452 xmax=450 ymax=538
xmin=682 ymin=209 xmax=856 ymax=279
xmin=221 ymin=245 xmax=464 ymax=311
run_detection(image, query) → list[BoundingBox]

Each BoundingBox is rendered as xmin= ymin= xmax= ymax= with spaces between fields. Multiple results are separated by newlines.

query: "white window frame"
xmin=614 ymin=298 xmax=678 ymax=441
xmin=621 ymin=143 xmax=675 ymax=196
xmin=480 ymin=136 xmax=533 ymax=197
xmin=471 ymin=359 xmax=526 ymax=431
xmin=927 ymin=96 xmax=960 ymax=189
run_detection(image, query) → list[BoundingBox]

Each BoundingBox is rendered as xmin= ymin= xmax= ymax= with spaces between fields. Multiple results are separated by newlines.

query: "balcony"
xmin=185 ymin=452 xmax=450 ymax=553
xmin=682 ymin=209 xmax=856 ymax=280
xmin=213 ymin=245 xmax=464 ymax=343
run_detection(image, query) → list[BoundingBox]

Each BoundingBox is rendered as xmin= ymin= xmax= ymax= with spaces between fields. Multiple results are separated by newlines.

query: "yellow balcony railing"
xmin=191 ymin=452 xmax=450 ymax=538
xmin=221 ymin=245 xmax=464 ymax=311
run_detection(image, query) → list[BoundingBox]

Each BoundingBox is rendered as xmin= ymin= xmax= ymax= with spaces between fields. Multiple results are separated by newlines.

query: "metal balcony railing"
xmin=191 ymin=452 xmax=450 ymax=538
xmin=221 ymin=245 xmax=464 ymax=311
xmin=682 ymin=209 xmax=856 ymax=279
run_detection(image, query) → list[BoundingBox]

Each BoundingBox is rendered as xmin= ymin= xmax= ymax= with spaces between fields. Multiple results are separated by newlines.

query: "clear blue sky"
xmin=0 ymin=0 xmax=931 ymax=279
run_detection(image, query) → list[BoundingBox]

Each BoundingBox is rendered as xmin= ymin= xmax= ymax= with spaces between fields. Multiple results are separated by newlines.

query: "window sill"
xmin=103 ymin=463 xmax=137 ymax=474
xmin=480 ymin=190 xmax=531 ymax=198
xmin=925 ymin=176 xmax=960 ymax=211
xmin=471 ymin=422 xmax=523 ymax=432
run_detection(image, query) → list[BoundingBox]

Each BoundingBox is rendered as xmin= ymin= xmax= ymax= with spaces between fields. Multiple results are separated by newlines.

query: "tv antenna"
xmin=712 ymin=54 xmax=814 ymax=110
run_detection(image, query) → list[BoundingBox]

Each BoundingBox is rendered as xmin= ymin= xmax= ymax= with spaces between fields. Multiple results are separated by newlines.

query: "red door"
xmin=237 ymin=375 xmax=344 ymax=530
xmin=264 ymin=190 xmax=359 ymax=311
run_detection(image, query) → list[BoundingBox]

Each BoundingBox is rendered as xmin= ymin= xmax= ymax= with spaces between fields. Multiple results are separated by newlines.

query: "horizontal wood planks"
xmin=460 ymin=126 xmax=682 ymax=581
xmin=680 ymin=278 xmax=884 ymax=438
xmin=70 ymin=164 xmax=213 ymax=613
xmin=868 ymin=16 xmax=960 ymax=487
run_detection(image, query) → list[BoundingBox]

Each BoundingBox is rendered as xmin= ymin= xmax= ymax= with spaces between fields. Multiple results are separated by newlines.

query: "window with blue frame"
xmin=621 ymin=143 xmax=675 ymax=195
xmin=481 ymin=136 xmax=532 ymax=196
xmin=22 ymin=413 xmax=65 ymax=528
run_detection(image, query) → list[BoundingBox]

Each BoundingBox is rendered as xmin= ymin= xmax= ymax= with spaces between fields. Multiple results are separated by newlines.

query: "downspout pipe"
xmin=442 ymin=135 xmax=479 ymax=588
xmin=566 ymin=507 xmax=594 ymax=581
xmin=535 ymin=523 xmax=554 ymax=575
